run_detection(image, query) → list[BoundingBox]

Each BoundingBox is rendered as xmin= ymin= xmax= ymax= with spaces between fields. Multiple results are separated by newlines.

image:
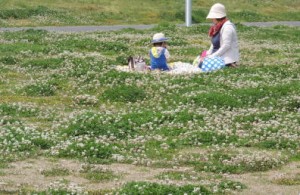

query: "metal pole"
xmin=185 ymin=0 xmax=192 ymax=27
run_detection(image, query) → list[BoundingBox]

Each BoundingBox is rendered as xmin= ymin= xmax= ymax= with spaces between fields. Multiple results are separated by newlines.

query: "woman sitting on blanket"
xmin=199 ymin=3 xmax=239 ymax=68
xmin=149 ymin=33 xmax=170 ymax=71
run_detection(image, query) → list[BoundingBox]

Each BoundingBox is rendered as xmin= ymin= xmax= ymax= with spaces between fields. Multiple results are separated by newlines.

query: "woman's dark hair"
xmin=216 ymin=17 xmax=227 ymax=22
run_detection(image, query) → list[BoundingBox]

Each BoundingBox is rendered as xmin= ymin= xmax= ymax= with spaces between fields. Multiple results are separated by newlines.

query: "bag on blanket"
xmin=192 ymin=50 xmax=207 ymax=67
xmin=192 ymin=55 xmax=202 ymax=67
xmin=128 ymin=56 xmax=147 ymax=71
xmin=200 ymin=57 xmax=225 ymax=72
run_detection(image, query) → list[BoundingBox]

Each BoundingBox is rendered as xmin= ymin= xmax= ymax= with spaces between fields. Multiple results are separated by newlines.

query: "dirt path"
xmin=0 ymin=157 xmax=299 ymax=194
xmin=0 ymin=157 xmax=190 ymax=193
xmin=226 ymin=162 xmax=300 ymax=195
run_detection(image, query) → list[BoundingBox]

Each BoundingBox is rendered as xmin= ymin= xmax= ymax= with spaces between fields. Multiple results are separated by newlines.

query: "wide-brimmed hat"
xmin=151 ymin=33 xmax=168 ymax=43
xmin=206 ymin=3 xmax=226 ymax=19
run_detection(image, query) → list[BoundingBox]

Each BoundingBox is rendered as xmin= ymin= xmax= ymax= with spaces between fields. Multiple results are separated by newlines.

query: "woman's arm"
xmin=210 ymin=25 xmax=234 ymax=57
xmin=206 ymin=44 xmax=213 ymax=55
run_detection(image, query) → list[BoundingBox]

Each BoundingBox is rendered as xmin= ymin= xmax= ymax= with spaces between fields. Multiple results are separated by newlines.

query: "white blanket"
xmin=168 ymin=62 xmax=202 ymax=74
xmin=115 ymin=61 xmax=202 ymax=75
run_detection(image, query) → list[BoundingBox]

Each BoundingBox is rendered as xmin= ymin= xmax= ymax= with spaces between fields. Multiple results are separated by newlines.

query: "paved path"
xmin=242 ymin=21 xmax=300 ymax=27
xmin=0 ymin=21 xmax=299 ymax=33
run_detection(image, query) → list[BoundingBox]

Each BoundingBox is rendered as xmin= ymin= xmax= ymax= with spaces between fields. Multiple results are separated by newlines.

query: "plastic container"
xmin=135 ymin=62 xmax=147 ymax=71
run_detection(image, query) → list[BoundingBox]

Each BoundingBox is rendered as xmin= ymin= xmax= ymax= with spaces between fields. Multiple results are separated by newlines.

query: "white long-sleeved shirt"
xmin=207 ymin=21 xmax=239 ymax=64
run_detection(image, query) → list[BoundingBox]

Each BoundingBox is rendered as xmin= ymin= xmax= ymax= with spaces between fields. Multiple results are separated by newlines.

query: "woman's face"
xmin=212 ymin=18 xmax=218 ymax=24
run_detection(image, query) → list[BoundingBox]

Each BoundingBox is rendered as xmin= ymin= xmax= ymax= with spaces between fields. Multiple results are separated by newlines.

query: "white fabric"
xmin=152 ymin=33 xmax=168 ymax=43
xmin=207 ymin=21 xmax=239 ymax=64
xmin=116 ymin=62 xmax=202 ymax=75
xmin=168 ymin=62 xmax=202 ymax=74
xmin=206 ymin=3 xmax=226 ymax=19
xmin=116 ymin=65 xmax=131 ymax=72
xmin=165 ymin=49 xmax=170 ymax=59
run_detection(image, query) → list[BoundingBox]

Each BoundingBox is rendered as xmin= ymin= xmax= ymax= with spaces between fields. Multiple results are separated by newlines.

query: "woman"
xmin=205 ymin=3 xmax=239 ymax=67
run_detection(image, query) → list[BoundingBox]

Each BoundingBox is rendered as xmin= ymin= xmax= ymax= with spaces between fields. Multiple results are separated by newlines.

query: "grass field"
xmin=0 ymin=0 xmax=299 ymax=26
xmin=0 ymin=0 xmax=300 ymax=194
xmin=0 ymin=21 xmax=299 ymax=194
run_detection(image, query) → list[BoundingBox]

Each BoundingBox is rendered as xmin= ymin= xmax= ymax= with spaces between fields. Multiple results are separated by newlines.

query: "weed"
xmin=183 ymin=131 xmax=239 ymax=146
xmin=41 ymin=167 xmax=70 ymax=177
xmin=0 ymin=56 xmax=18 ymax=65
xmin=102 ymin=85 xmax=146 ymax=103
xmin=156 ymin=171 xmax=204 ymax=181
xmin=0 ymin=171 xmax=5 ymax=176
xmin=193 ymin=150 xmax=286 ymax=174
xmin=273 ymin=174 xmax=300 ymax=185
xmin=0 ymin=0 xmax=298 ymax=26
xmin=192 ymin=9 xmax=208 ymax=23
xmin=234 ymin=112 xmax=277 ymax=123
xmin=231 ymin=11 xmax=268 ymax=22
xmin=22 ymin=58 xmax=64 ymax=69
xmin=23 ymin=81 xmax=57 ymax=96
xmin=4 ymin=29 xmax=47 ymax=43
xmin=153 ymin=22 xmax=177 ymax=32
xmin=73 ymin=94 xmax=98 ymax=106
xmin=0 ymin=103 xmax=39 ymax=117
xmin=256 ymin=139 xmax=298 ymax=150
xmin=56 ymin=138 xmax=115 ymax=162
xmin=216 ymin=180 xmax=247 ymax=192
xmin=190 ymin=92 xmax=243 ymax=108
xmin=117 ymin=181 xmax=211 ymax=194
xmin=80 ymin=164 xmax=119 ymax=182
xmin=0 ymin=6 xmax=56 ymax=19
xmin=31 ymin=138 xmax=54 ymax=149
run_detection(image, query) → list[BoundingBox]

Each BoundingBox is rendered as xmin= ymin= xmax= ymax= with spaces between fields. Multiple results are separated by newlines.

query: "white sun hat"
xmin=151 ymin=33 xmax=168 ymax=43
xmin=206 ymin=3 xmax=227 ymax=19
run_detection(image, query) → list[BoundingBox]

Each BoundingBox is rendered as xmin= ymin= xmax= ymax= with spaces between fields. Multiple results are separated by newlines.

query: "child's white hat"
xmin=151 ymin=33 xmax=168 ymax=43
xmin=206 ymin=3 xmax=226 ymax=19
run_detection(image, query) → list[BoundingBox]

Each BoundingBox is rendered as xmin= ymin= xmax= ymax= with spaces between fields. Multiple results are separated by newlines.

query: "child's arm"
xmin=165 ymin=49 xmax=170 ymax=62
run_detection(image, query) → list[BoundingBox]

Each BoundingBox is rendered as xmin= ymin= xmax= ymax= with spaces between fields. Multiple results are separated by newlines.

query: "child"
xmin=149 ymin=33 xmax=170 ymax=71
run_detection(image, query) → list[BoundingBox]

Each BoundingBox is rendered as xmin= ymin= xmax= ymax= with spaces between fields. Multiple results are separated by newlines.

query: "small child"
xmin=149 ymin=33 xmax=170 ymax=71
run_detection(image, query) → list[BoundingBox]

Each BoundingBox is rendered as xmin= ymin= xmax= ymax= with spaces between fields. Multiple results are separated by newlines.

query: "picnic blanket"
xmin=168 ymin=62 xmax=202 ymax=74
xmin=116 ymin=61 xmax=202 ymax=75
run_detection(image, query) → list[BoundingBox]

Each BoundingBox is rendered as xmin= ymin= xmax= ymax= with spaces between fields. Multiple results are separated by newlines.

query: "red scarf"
xmin=208 ymin=18 xmax=228 ymax=37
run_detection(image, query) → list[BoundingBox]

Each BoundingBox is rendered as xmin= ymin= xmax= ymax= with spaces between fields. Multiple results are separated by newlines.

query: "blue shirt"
xmin=211 ymin=32 xmax=221 ymax=53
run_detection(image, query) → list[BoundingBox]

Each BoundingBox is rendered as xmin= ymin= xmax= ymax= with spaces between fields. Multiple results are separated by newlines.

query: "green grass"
xmin=0 ymin=21 xmax=299 ymax=194
xmin=0 ymin=0 xmax=299 ymax=26
xmin=102 ymin=84 xmax=147 ymax=103
xmin=273 ymin=174 xmax=300 ymax=185
xmin=0 ymin=103 xmax=39 ymax=117
xmin=193 ymin=150 xmax=286 ymax=174
xmin=79 ymin=164 xmax=120 ymax=182
xmin=117 ymin=181 xmax=211 ymax=195
xmin=41 ymin=167 xmax=70 ymax=177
